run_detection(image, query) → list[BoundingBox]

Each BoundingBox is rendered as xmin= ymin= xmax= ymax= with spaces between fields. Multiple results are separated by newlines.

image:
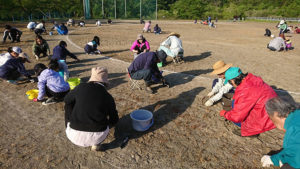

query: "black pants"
xmin=134 ymin=45 xmax=147 ymax=54
xmin=34 ymin=29 xmax=45 ymax=35
xmin=34 ymin=48 xmax=48 ymax=58
xmin=6 ymin=69 xmax=21 ymax=80
xmin=45 ymin=86 xmax=69 ymax=101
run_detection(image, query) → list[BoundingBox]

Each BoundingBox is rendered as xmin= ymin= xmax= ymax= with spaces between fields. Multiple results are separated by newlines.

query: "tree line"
xmin=1 ymin=0 xmax=300 ymax=20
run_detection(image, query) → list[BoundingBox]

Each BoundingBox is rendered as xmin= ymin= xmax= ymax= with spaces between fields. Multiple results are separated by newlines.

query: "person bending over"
xmin=3 ymin=25 xmax=22 ymax=43
xmin=130 ymin=34 xmax=150 ymax=59
xmin=33 ymin=60 xmax=70 ymax=105
xmin=159 ymin=32 xmax=184 ymax=64
xmin=32 ymin=35 xmax=50 ymax=60
xmin=219 ymin=67 xmax=276 ymax=137
xmin=64 ymin=67 xmax=119 ymax=151
xmin=261 ymin=97 xmax=300 ymax=169
xmin=84 ymin=36 xmax=101 ymax=54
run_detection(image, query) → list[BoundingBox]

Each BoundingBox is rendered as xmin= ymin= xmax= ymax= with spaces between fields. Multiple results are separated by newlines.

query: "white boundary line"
xmin=65 ymin=30 xmax=300 ymax=96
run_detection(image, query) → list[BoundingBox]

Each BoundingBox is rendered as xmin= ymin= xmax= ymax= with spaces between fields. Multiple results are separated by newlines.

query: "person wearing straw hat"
xmin=158 ymin=32 xmax=184 ymax=64
xmin=0 ymin=52 xmax=32 ymax=84
xmin=64 ymin=67 xmax=119 ymax=151
xmin=219 ymin=67 xmax=276 ymax=137
xmin=130 ymin=34 xmax=150 ymax=59
xmin=205 ymin=61 xmax=233 ymax=109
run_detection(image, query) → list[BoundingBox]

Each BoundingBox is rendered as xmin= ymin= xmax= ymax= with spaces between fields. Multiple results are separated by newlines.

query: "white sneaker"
xmin=42 ymin=98 xmax=57 ymax=105
xmin=35 ymin=55 xmax=39 ymax=61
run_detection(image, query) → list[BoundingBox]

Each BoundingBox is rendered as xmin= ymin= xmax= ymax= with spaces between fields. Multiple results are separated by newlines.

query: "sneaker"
xmin=91 ymin=145 xmax=101 ymax=151
xmin=172 ymin=58 xmax=178 ymax=64
xmin=42 ymin=98 xmax=57 ymax=105
xmin=35 ymin=55 xmax=39 ymax=61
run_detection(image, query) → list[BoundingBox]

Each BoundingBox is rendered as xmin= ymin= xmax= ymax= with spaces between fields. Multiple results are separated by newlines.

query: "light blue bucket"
xmin=130 ymin=109 xmax=154 ymax=132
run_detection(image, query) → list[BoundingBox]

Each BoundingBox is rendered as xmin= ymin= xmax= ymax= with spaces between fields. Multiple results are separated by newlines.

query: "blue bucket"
xmin=130 ymin=109 xmax=153 ymax=132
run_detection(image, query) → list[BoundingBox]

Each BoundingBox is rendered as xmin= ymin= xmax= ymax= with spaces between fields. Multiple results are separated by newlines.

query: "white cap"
xmin=280 ymin=20 xmax=285 ymax=24
xmin=12 ymin=47 xmax=22 ymax=54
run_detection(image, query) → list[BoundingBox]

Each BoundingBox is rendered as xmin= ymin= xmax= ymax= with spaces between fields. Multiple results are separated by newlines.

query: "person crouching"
xmin=64 ymin=67 xmax=119 ymax=151
xmin=33 ymin=60 xmax=70 ymax=105
xmin=84 ymin=36 xmax=101 ymax=55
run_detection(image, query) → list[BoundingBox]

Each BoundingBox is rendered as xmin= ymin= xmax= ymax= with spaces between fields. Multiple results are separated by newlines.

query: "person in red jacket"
xmin=219 ymin=67 xmax=276 ymax=136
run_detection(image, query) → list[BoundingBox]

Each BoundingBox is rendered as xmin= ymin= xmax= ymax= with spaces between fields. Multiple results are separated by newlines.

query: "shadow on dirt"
xmin=184 ymin=51 xmax=212 ymax=62
xmin=100 ymin=86 xmax=205 ymax=151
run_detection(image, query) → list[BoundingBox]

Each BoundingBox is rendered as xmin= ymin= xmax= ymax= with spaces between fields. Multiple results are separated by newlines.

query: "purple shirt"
xmin=128 ymin=52 xmax=159 ymax=75
xmin=37 ymin=69 xmax=70 ymax=100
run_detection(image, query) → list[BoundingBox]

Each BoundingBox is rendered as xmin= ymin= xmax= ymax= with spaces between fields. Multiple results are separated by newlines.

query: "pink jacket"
xmin=130 ymin=40 xmax=150 ymax=51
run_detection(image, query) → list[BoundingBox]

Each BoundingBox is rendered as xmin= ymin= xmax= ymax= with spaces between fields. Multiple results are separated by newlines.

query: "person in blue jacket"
xmin=51 ymin=41 xmax=79 ymax=62
xmin=56 ymin=23 xmax=68 ymax=35
xmin=261 ymin=96 xmax=300 ymax=169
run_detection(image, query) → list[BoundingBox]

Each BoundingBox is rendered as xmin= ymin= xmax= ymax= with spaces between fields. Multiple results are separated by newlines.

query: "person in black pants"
xmin=2 ymin=25 xmax=22 ymax=43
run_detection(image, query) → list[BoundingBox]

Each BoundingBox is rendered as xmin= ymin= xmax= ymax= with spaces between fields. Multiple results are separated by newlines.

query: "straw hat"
xmin=168 ymin=32 xmax=180 ymax=38
xmin=88 ymin=67 xmax=109 ymax=84
xmin=210 ymin=60 xmax=232 ymax=75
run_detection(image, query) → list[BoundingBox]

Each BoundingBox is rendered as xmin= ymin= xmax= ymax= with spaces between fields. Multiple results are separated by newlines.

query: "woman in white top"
xmin=205 ymin=61 xmax=234 ymax=110
xmin=159 ymin=32 xmax=184 ymax=63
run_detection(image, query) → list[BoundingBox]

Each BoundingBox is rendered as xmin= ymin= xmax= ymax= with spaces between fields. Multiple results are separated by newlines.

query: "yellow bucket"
xmin=26 ymin=89 xmax=39 ymax=100
xmin=67 ymin=78 xmax=81 ymax=90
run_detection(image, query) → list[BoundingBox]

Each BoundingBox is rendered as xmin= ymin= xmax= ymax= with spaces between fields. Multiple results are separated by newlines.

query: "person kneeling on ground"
xmin=128 ymin=51 xmax=169 ymax=94
xmin=52 ymin=41 xmax=80 ymax=62
xmin=64 ymin=67 xmax=119 ymax=151
xmin=261 ymin=97 xmax=300 ymax=169
xmin=153 ymin=24 xmax=161 ymax=35
xmin=32 ymin=35 xmax=50 ymax=60
xmin=264 ymin=28 xmax=271 ymax=37
xmin=219 ymin=67 xmax=276 ymax=137
xmin=294 ymin=26 xmax=300 ymax=34
xmin=0 ymin=52 xmax=32 ymax=84
xmin=96 ymin=20 xmax=101 ymax=26
xmin=130 ymin=34 xmax=150 ymax=59
xmin=0 ymin=47 xmax=22 ymax=67
xmin=143 ymin=21 xmax=151 ymax=33
xmin=78 ymin=21 xmax=85 ymax=27
xmin=56 ymin=23 xmax=68 ymax=35
xmin=33 ymin=60 xmax=70 ymax=105
xmin=67 ymin=19 xmax=75 ymax=26
xmin=159 ymin=32 xmax=184 ymax=64
xmin=84 ymin=36 xmax=101 ymax=55
xmin=205 ymin=61 xmax=234 ymax=110
xmin=34 ymin=20 xmax=46 ymax=35
xmin=2 ymin=25 xmax=22 ymax=43
xmin=267 ymin=34 xmax=286 ymax=51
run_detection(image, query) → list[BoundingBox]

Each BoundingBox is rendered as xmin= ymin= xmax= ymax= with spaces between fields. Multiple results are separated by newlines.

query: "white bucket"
xmin=130 ymin=109 xmax=154 ymax=132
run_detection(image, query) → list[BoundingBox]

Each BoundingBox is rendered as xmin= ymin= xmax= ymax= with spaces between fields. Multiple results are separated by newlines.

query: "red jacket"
xmin=224 ymin=73 xmax=276 ymax=136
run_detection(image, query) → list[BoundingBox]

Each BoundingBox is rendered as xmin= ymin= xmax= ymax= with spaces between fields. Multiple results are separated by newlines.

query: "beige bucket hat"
xmin=168 ymin=32 xmax=180 ymax=38
xmin=88 ymin=67 xmax=109 ymax=84
xmin=210 ymin=60 xmax=232 ymax=75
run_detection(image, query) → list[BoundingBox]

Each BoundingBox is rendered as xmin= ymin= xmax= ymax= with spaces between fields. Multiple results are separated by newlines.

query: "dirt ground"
xmin=0 ymin=20 xmax=300 ymax=169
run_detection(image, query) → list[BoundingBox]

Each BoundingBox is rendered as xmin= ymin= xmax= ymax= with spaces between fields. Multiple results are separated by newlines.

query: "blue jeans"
xmin=130 ymin=69 xmax=152 ymax=84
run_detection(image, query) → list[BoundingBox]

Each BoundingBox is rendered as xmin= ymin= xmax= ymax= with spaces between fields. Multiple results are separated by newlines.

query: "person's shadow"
xmin=100 ymin=87 xmax=205 ymax=151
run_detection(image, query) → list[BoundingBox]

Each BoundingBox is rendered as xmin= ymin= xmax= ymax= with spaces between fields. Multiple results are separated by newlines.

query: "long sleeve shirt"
xmin=37 ymin=69 xmax=70 ymax=100
xmin=51 ymin=45 xmax=78 ymax=61
xmin=32 ymin=40 xmax=50 ymax=55
xmin=271 ymin=109 xmax=300 ymax=168
xmin=3 ymin=28 xmax=22 ymax=42
xmin=130 ymin=40 xmax=150 ymax=53
xmin=0 ymin=58 xmax=31 ymax=79
xmin=64 ymin=82 xmax=119 ymax=132
xmin=209 ymin=78 xmax=233 ymax=103
xmin=128 ymin=52 xmax=160 ymax=75
xmin=268 ymin=37 xmax=286 ymax=51
xmin=0 ymin=53 xmax=13 ymax=67
xmin=161 ymin=36 xmax=183 ymax=56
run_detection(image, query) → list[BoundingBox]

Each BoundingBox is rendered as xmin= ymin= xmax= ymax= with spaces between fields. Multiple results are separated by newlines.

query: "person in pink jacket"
xmin=219 ymin=67 xmax=276 ymax=137
xmin=130 ymin=34 xmax=150 ymax=59
xmin=143 ymin=21 xmax=151 ymax=33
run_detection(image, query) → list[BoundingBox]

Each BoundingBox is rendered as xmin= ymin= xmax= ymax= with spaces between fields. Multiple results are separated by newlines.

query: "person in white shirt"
xmin=159 ymin=32 xmax=184 ymax=64
xmin=0 ymin=47 xmax=22 ymax=67
xmin=96 ymin=20 xmax=101 ymax=26
xmin=205 ymin=60 xmax=234 ymax=110
xmin=34 ymin=20 xmax=46 ymax=35
xmin=27 ymin=21 xmax=37 ymax=31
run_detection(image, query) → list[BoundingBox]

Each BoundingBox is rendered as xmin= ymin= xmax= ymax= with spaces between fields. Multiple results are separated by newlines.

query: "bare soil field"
xmin=0 ymin=20 xmax=299 ymax=169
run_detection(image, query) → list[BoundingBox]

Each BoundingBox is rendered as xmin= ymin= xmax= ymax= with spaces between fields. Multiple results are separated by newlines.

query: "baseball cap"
xmin=12 ymin=47 xmax=22 ymax=54
xmin=224 ymin=67 xmax=242 ymax=84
